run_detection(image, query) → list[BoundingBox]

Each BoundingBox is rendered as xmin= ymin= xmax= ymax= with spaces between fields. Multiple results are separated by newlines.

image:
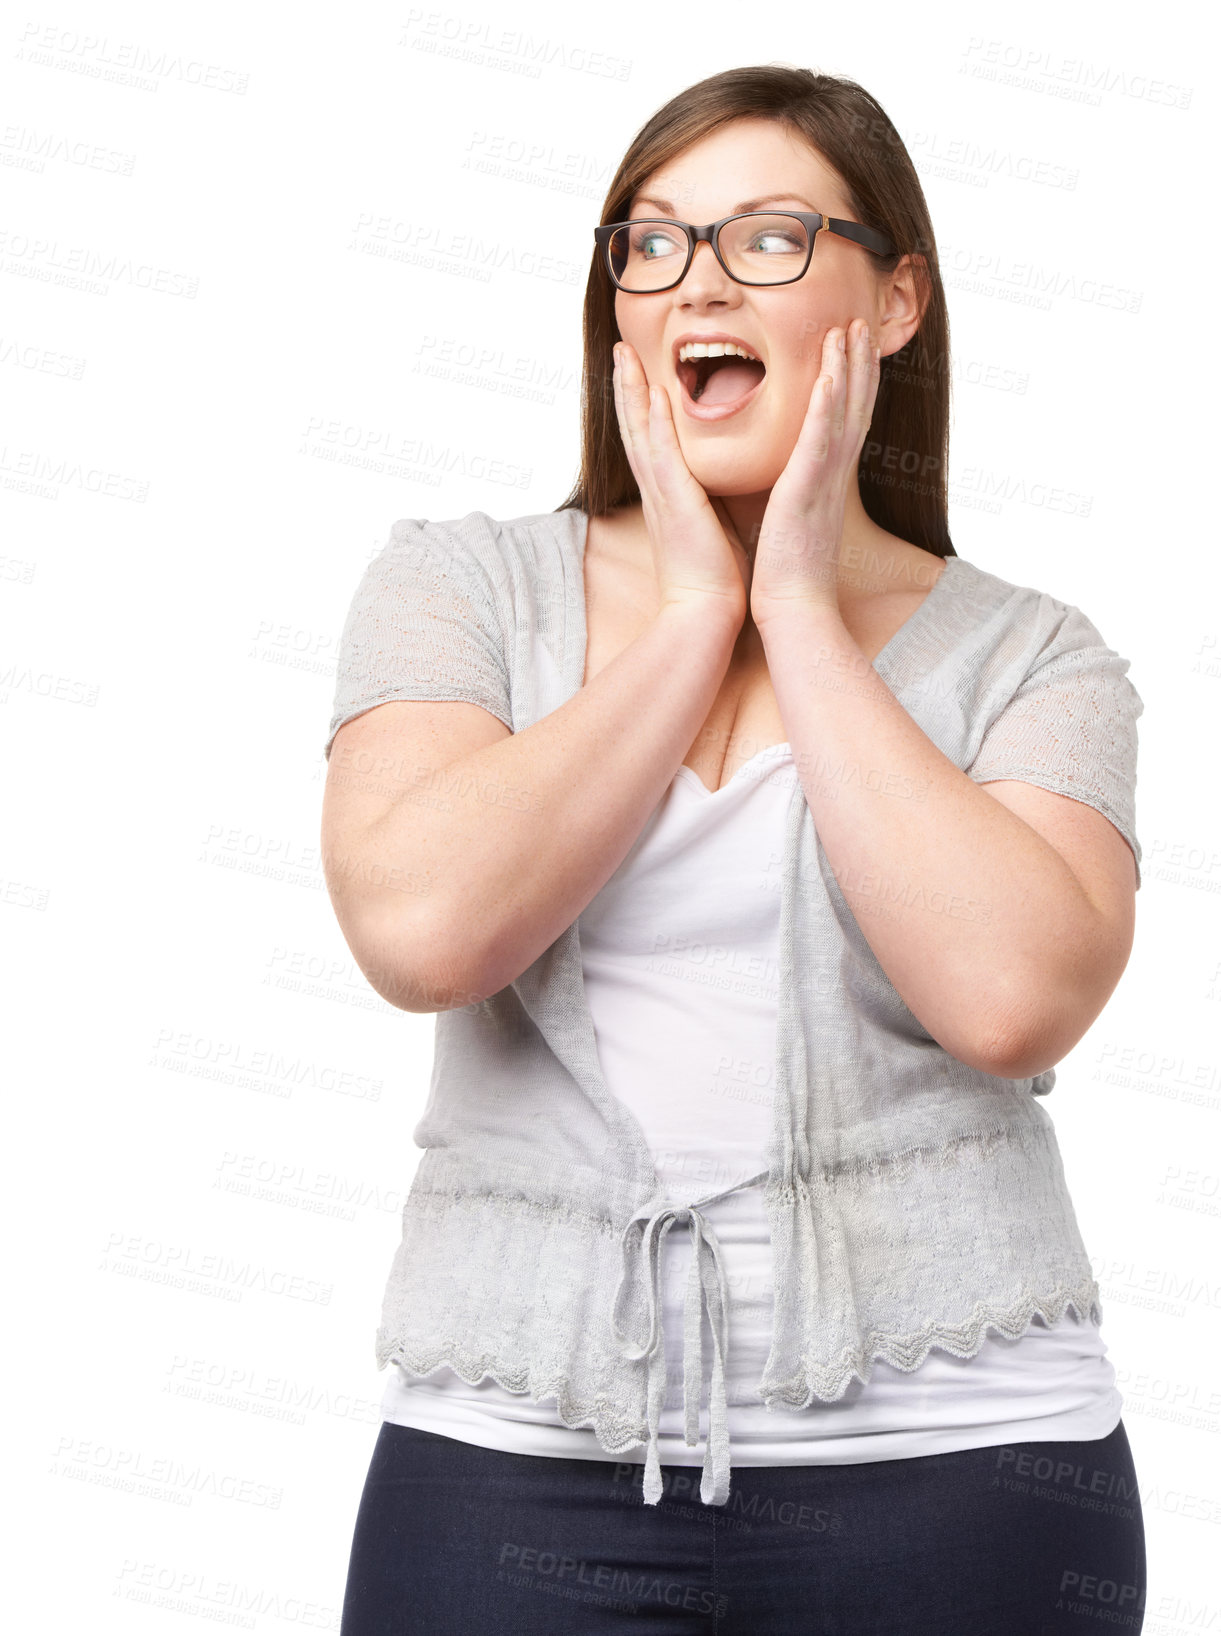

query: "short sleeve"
xmin=967 ymin=601 xmax=1144 ymax=889
xmin=323 ymin=517 xmax=512 ymax=760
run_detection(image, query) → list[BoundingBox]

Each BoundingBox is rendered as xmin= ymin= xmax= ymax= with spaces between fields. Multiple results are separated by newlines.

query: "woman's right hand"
xmin=611 ymin=341 xmax=750 ymax=628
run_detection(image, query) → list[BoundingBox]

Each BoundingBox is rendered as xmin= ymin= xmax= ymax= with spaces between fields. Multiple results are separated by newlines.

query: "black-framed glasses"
xmin=594 ymin=211 xmax=896 ymax=293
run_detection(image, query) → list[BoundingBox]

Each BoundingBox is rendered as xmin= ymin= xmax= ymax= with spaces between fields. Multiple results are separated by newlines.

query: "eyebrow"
xmin=631 ymin=191 xmax=822 ymax=216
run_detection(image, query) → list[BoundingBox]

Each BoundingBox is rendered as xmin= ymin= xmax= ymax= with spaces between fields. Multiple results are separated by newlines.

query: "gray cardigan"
xmin=324 ymin=506 xmax=1143 ymax=1507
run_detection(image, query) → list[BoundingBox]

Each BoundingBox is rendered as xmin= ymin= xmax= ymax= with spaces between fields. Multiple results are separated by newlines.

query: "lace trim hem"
xmin=760 ymin=1276 xmax=1104 ymax=1409
xmin=374 ymin=1274 xmax=1103 ymax=1459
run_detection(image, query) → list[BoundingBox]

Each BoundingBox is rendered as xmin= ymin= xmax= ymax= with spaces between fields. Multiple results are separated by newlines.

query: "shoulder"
xmin=934 ymin=553 xmax=1133 ymax=680
xmin=943 ymin=562 xmax=1145 ymax=802
xmin=382 ymin=506 xmax=585 ymax=588
xmin=889 ymin=550 xmax=1143 ymax=769
xmin=360 ymin=508 xmax=589 ymax=657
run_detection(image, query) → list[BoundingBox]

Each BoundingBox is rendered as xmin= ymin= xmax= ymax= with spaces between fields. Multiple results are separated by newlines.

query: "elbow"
xmin=347 ymin=900 xmax=491 ymax=1014
xmin=970 ymin=950 xmax=1130 ymax=1081
xmin=968 ymin=990 xmax=1075 ymax=1082
xmin=367 ymin=962 xmax=484 ymax=1016
xmin=973 ymin=1032 xmax=1061 ymax=1083
xmin=940 ymin=1027 xmax=1054 ymax=1082
xmin=970 ymin=900 xmax=1136 ymax=1080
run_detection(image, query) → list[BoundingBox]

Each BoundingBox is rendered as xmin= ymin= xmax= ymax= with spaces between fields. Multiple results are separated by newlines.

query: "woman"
xmin=324 ymin=66 xmax=1147 ymax=1634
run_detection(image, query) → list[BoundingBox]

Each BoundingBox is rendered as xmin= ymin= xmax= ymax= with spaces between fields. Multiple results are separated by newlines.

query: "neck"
xmin=719 ymin=477 xmax=901 ymax=603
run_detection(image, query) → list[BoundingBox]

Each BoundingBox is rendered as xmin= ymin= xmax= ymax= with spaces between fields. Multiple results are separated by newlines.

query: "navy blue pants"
xmin=339 ymin=1418 xmax=1147 ymax=1633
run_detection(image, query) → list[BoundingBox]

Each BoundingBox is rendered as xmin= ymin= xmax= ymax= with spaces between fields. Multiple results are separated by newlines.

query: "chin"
xmin=678 ymin=448 xmax=788 ymax=498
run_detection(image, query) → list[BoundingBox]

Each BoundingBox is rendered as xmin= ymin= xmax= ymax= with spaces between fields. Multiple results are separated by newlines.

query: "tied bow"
xmin=611 ymin=1170 xmax=768 ymax=1506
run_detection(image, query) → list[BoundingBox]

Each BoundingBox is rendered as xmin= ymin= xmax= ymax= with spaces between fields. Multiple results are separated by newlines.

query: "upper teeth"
xmin=677 ymin=341 xmax=761 ymax=364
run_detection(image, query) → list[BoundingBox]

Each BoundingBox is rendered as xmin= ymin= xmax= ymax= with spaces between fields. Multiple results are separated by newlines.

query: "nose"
xmin=678 ymin=238 xmax=735 ymax=298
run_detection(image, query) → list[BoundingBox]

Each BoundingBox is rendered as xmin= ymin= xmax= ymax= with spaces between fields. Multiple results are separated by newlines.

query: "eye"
xmin=745 ymin=228 xmax=805 ymax=255
xmin=633 ymin=225 xmax=684 ymax=261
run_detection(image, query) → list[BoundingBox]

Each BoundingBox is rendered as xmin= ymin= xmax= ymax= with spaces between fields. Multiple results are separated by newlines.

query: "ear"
xmin=877 ymin=253 xmax=930 ymax=356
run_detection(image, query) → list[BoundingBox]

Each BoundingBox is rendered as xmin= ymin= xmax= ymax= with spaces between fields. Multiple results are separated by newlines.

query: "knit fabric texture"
xmin=324 ymin=507 xmax=1143 ymax=1506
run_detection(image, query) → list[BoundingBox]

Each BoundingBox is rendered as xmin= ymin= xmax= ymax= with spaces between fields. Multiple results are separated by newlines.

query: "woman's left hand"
xmin=749 ymin=318 xmax=881 ymax=629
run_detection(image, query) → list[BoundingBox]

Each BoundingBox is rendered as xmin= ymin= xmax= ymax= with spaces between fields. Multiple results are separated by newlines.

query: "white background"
xmin=3 ymin=0 xmax=1217 ymax=1628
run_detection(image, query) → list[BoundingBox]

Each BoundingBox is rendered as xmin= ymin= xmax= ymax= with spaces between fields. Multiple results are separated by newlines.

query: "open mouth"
xmin=676 ymin=353 xmax=767 ymax=413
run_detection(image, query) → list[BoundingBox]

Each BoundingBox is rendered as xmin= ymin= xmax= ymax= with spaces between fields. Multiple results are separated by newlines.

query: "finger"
xmin=645 ymin=378 xmax=698 ymax=497
xmin=615 ymin=342 xmax=658 ymax=497
xmin=823 ymin=324 xmax=848 ymax=440
xmin=611 ymin=344 xmax=641 ymax=474
xmin=792 ymin=364 xmax=834 ymax=468
xmin=620 ymin=342 xmax=691 ymax=505
xmin=843 ymin=318 xmax=880 ymax=442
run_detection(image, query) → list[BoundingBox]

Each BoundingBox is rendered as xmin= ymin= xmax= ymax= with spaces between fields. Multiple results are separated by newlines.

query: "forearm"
xmin=367 ymin=601 xmax=740 ymax=1006
xmin=758 ymin=602 xmax=1107 ymax=1074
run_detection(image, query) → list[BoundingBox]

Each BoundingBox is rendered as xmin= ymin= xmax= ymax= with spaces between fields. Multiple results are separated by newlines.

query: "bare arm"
xmin=321 ymin=599 xmax=740 ymax=1012
xmin=757 ymin=601 xmax=1137 ymax=1078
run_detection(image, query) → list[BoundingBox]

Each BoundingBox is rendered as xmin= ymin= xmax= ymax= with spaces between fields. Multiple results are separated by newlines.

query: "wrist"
xmin=656 ymin=591 xmax=745 ymax=644
xmin=752 ymin=592 xmax=844 ymax=636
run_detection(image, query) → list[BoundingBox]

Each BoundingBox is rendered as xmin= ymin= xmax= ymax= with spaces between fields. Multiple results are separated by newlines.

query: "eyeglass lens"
xmin=606 ymin=213 xmax=812 ymax=291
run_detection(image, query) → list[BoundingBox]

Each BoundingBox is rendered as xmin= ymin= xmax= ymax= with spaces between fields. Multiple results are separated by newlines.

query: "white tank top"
xmin=380 ymin=738 xmax=1121 ymax=1464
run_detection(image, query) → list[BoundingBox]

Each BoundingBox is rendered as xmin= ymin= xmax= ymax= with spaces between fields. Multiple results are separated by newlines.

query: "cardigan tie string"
xmin=611 ymin=1170 xmax=769 ymax=1507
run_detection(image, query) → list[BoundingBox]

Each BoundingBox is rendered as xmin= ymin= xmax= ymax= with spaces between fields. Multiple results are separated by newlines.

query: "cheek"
xmin=615 ymin=315 xmax=667 ymax=378
xmin=772 ymin=315 xmax=830 ymax=385
xmin=613 ymin=298 xmax=645 ymax=356
xmin=766 ymin=351 xmax=823 ymax=423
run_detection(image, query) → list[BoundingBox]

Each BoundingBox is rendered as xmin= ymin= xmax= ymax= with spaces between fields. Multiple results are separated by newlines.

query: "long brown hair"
xmin=554 ymin=64 xmax=955 ymax=560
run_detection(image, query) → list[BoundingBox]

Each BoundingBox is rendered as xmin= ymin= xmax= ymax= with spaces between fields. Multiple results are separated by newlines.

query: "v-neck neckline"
xmin=569 ymin=506 xmax=963 ymax=695
xmin=673 ymin=741 xmax=795 ymax=799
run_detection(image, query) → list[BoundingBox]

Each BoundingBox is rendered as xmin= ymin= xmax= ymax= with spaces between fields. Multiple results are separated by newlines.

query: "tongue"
xmin=699 ymin=358 xmax=765 ymax=405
